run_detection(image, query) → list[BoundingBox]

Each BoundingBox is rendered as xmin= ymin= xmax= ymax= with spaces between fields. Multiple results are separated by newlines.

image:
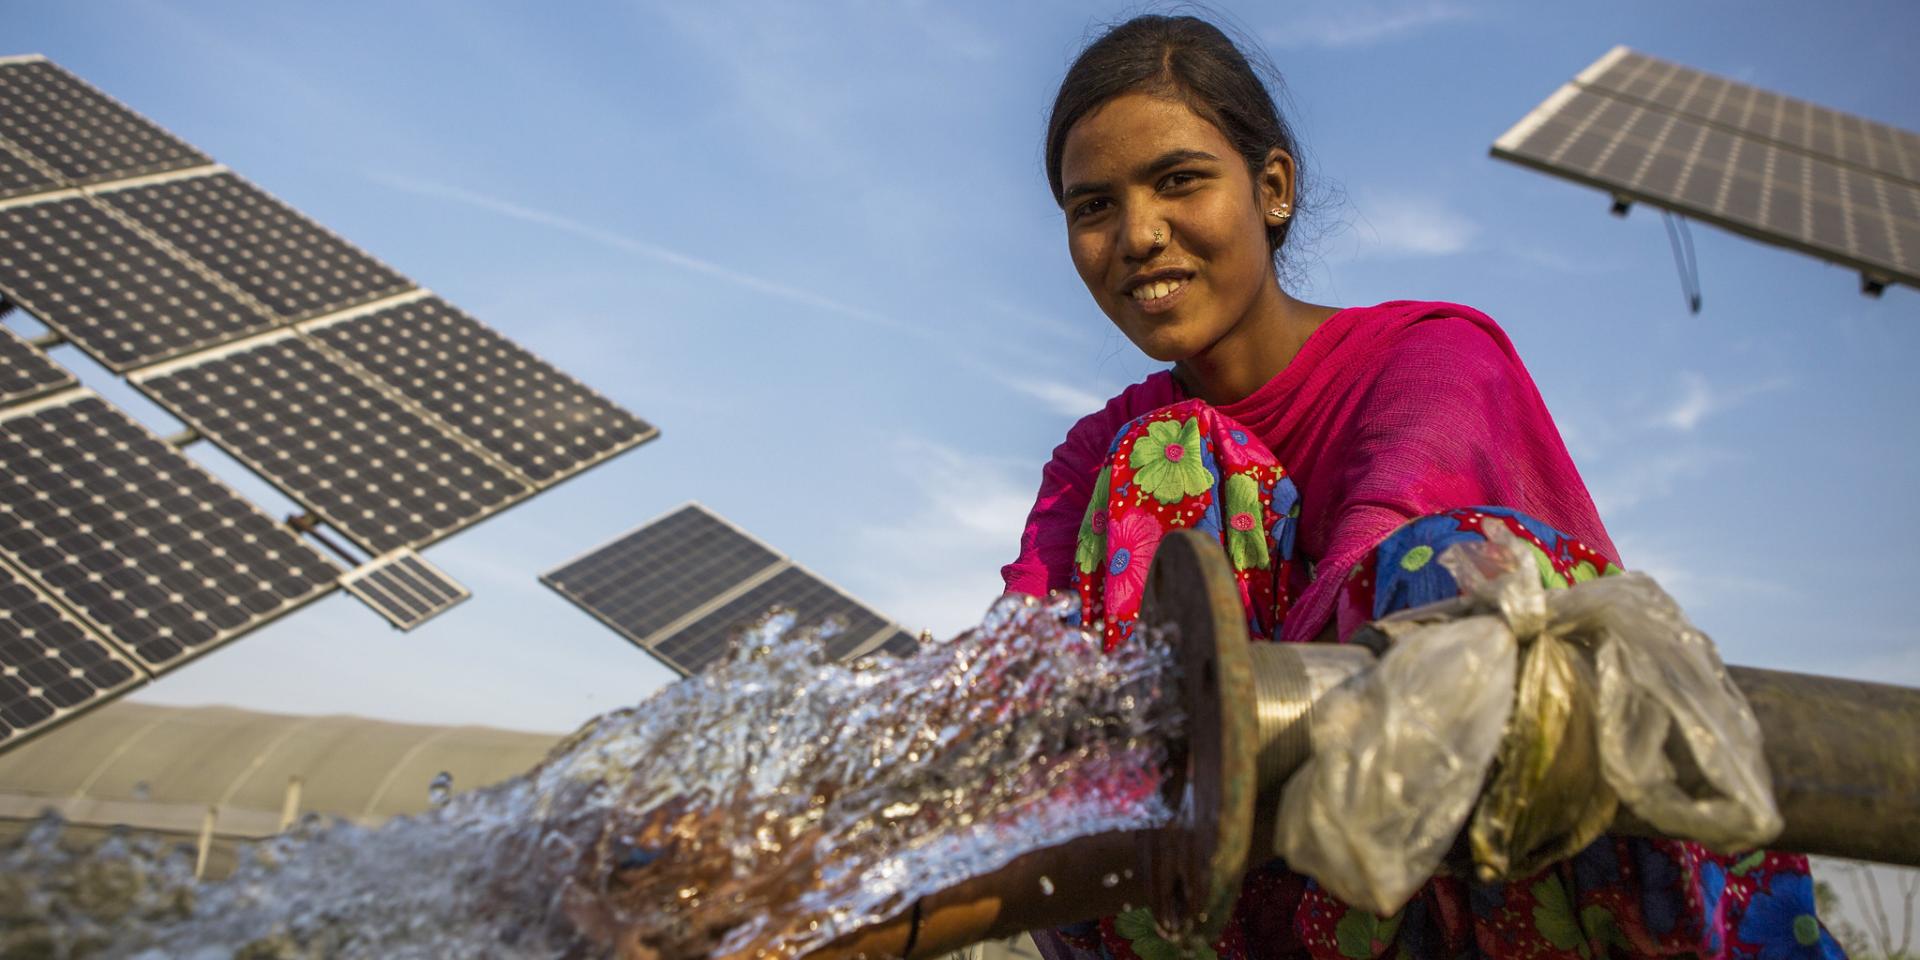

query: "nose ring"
xmin=1152 ymin=227 xmax=1165 ymax=245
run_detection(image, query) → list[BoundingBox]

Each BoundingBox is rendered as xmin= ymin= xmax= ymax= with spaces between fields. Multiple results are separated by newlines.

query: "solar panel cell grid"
xmin=0 ymin=556 xmax=143 ymax=747
xmin=0 ymin=196 xmax=279 ymax=371
xmin=310 ymin=296 xmax=656 ymax=485
xmin=102 ymin=172 xmax=414 ymax=322
xmin=0 ymin=393 xmax=336 ymax=670
xmin=543 ymin=505 xmax=782 ymax=643
xmin=1498 ymin=81 xmax=1920 ymax=285
xmin=0 ymin=324 xmax=77 ymax=408
xmin=654 ymin=566 xmax=887 ymax=675
xmin=343 ymin=550 xmax=468 ymax=630
xmin=0 ymin=141 xmax=57 ymax=201
xmin=0 ymin=60 xmax=210 ymax=186
xmin=136 ymin=335 xmax=530 ymax=554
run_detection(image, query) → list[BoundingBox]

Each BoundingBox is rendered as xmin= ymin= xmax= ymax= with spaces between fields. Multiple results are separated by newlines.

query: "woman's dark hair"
xmin=1044 ymin=14 xmax=1306 ymax=259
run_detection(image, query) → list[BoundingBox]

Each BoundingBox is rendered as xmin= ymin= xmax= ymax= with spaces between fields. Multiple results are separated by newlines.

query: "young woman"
xmin=1002 ymin=15 xmax=1840 ymax=960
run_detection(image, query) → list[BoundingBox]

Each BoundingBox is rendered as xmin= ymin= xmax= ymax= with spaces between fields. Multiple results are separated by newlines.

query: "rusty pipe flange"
xmin=1136 ymin=530 xmax=1259 ymax=941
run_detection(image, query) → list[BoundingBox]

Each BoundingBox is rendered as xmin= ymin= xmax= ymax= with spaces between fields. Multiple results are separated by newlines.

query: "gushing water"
xmin=3 ymin=594 xmax=1182 ymax=959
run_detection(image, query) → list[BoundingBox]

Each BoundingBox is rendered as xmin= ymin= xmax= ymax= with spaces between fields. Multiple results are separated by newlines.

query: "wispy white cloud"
xmin=999 ymin=376 xmax=1111 ymax=419
xmin=369 ymin=172 xmax=932 ymax=339
xmin=1586 ymin=447 xmax=1728 ymax=517
xmin=1265 ymin=0 xmax=1476 ymax=50
xmin=1351 ymin=192 xmax=1480 ymax=258
xmin=848 ymin=439 xmax=1037 ymax=636
xmin=1653 ymin=371 xmax=1792 ymax=432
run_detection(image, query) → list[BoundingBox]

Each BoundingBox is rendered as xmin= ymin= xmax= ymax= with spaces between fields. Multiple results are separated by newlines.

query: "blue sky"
xmin=6 ymin=0 xmax=1918 ymax=736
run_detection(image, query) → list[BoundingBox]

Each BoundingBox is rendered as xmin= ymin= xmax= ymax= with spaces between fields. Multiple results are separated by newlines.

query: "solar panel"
xmin=0 ymin=323 xmax=77 ymax=408
xmin=870 ymin=629 xmax=921 ymax=659
xmin=133 ymin=331 xmax=531 ymax=554
xmin=306 ymin=294 xmax=658 ymax=486
xmin=341 ymin=549 xmax=469 ymax=631
xmin=0 ymin=139 xmax=58 ymax=201
xmin=1576 ymin=49 xmax=1920 ymax=186
xmin=655 ymin=567 xmax=890 ymax=674
xmin=0 ymin=57 xmax=210 ymax=187
xmin=99 ymin=171 xmax=415 ymax=322
xmin=1493 ymin=46 xmax=1920 ymax=292
xmin=0 ymin=193 xmax=279 ymax=371
xmin=0 ymin=552 xmax=143 ymax=749
xmin=0 ymin=390 xmax=337 ymax=671
xmin=542 ymin=503 xmax=914 ymax=676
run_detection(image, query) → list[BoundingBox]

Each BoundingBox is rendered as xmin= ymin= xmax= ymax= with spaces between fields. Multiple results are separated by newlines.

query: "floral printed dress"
xmin=1046 ymin=399 xmax=1844 ymax=960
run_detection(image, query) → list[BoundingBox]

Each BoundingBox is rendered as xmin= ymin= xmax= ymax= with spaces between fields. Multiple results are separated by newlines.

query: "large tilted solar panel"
xmin=342 ymin=549 xmax=469 ymax=632
xmin=132 ymin=331 xmax=532 ymax=555
xmin=306 ymin=294 xmax=658 ymax=486
xmin=0 ymin=193 xmax=280 ymax=371
xmin=1577 ymin=49 xmax=1919 ymax=186
xmin=0 ymin=390 xmax=337 ymax=671
xmin=543 ymin=503 xmax=918 ymax=676
xmin=99 ymin=171 xmax=415 ymax=323
xmin=0 ymin=323 xmax=77 ymax=408
xmin=0 ymin=553 xmax=143 ymax=748
xmin=0 ymin=57 xmax=209 ymax=186
xmin=1492 ymin=46 xmax=1920 ymax=290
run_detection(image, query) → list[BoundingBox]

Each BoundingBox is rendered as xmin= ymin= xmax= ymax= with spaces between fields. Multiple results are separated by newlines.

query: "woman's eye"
xmin=1071 ymin=197 xmax=1111 ymax=220
xmin=1160 ymin=171 xmax=1200 ymax=191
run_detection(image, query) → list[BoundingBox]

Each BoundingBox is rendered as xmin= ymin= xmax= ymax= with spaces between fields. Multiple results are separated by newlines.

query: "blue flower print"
xmin=1738 ymin=873 xmax=1843 ymax=960
xmin=1109 ymin=547 xmax=1133 ymax=577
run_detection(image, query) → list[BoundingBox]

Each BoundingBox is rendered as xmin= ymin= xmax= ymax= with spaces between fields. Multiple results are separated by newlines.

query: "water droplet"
xmin=1102 ymin=872 xmax=1121 ymax=887
xmin=1039 ymin=876 xmax=1055 ymax=895
xmin=428 ymin=771 xmax=452 ymax=806
xmin=130 ymin=780 xmax=150 ymax=801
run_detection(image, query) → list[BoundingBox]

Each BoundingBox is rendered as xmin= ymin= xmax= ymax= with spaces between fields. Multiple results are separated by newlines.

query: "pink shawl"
xmin=1001 ymin=300 xmax=1616 ymax=642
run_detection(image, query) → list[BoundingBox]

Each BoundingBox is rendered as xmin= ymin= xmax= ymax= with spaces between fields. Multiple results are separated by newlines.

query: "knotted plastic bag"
xmin=1273 ymin=525 xmax=1780 ymax=915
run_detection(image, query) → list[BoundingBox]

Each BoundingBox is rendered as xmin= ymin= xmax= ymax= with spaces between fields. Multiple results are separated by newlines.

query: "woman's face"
xmin=1059 ymin=93 xmax=1289 ymax=363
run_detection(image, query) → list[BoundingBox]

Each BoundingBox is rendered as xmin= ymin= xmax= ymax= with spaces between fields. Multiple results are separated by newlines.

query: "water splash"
xmin=3 ymin=594 xmax=1181 ymax=959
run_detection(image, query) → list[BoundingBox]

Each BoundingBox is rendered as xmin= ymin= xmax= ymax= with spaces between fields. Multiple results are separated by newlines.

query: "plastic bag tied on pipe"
xmin=1273 ymin=525 xmax=1780 ymax=916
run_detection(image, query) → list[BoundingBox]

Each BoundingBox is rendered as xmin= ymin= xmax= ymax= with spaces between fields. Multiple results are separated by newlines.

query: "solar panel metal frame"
xmin=341 ymin=548 xmax=470 ymax=632
xmin=0 ymin=55 xmax=212 ymax=188
xmin=1491 ymin=45 xmax=1920 ymax=291
xmin=96 ymin=169 xmax=417 ymax=323
xmin=0 ymin=322 xmax=77 ymax=408
xmin=0 ymin=387 xmax=339 ymax=674
xmin=0 ymin=176 xmax=285 ymax=372
xmin=0 ymin=549 xmax=145 ymax=751
xmin=301 ymin=291 xmax=660 ymax=489
xmin=542 ymin=501 xmax=911 ymax=677
xmin=129 ymin=327 xmax=534 ymax=556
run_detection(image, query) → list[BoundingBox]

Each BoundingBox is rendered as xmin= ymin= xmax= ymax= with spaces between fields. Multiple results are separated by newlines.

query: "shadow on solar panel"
xmin=1493 ymin=46 xmax=1920 ymax=298
xmin=542 ymin=502 xmax=923 ymax=677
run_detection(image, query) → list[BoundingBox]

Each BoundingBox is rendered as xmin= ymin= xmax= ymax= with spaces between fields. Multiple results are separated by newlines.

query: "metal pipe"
xmin=808 ymin=531 xmax=1920 ymax=959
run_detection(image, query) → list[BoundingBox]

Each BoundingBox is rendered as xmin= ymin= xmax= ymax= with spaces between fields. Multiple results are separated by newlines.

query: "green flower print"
xmin=1130 ymin=417 xmax=1213 ymax=505
xmin=1334 ymin=909 xmax=1403 ymax=959
xmin=1116 ymin=907 xmax=1217 ymax=960
xmin=1223 ymin=473 xmax=1269 ymax=571
xmin=1530 ymin=876 xmax=1590 ymax=957
xmin=1580 ymin=904 xmax=1632 ymax=952
xmin=1076 ymin=467 xmax=1113 ymax=575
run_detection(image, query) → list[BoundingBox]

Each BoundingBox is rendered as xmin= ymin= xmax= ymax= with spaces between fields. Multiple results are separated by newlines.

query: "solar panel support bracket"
xmin=286 ymin=512 xmax=361 ymax=568
xmin=1861 ymin=273 xmax=1889 ymax=298
xmin=26 ymin=330 xmax=64 ymax=349
xmin=161 ymin=426 xmax=198 ymax=449
xmin=1609 ymin=194 xmax=1632 ymax=218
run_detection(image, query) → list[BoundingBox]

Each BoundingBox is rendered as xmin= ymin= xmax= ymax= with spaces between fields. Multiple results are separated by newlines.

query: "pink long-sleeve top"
xmin=1001 ymin=300 xmax=1617 ymax=642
